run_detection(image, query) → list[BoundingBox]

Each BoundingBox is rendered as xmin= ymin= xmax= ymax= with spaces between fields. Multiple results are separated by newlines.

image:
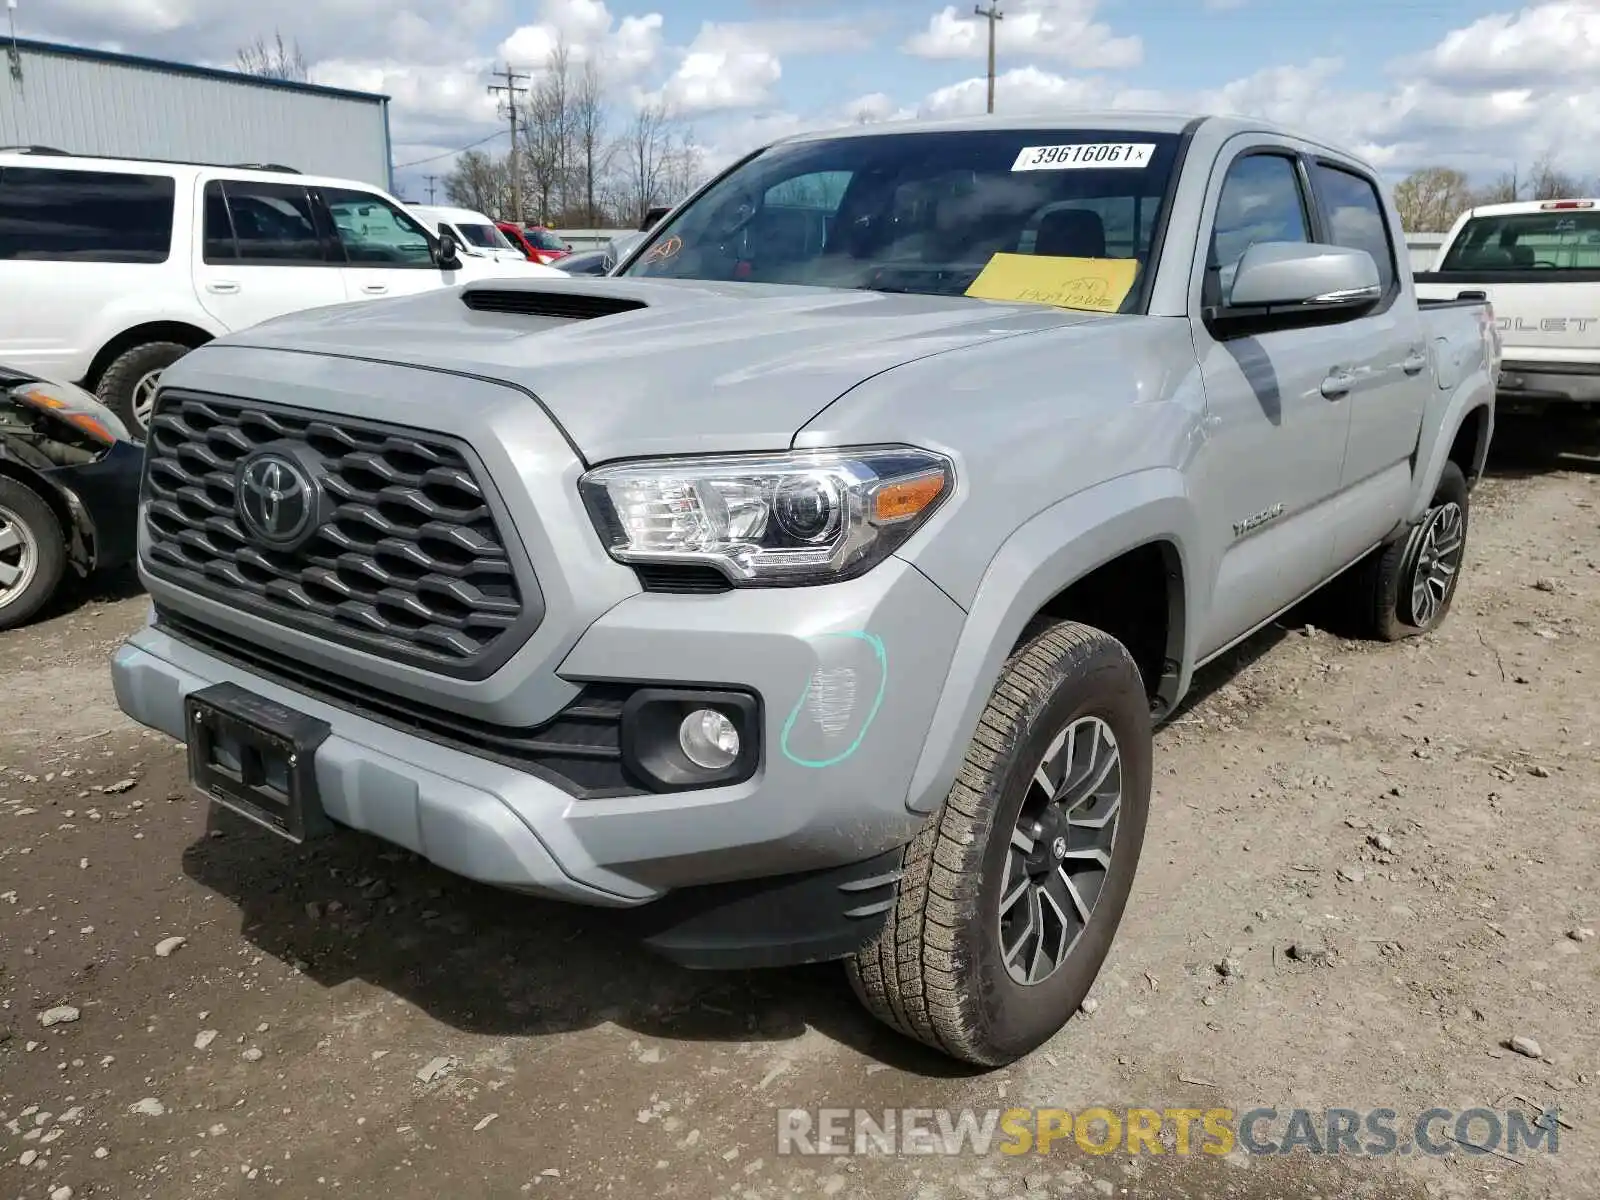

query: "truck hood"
xmin=218 ymin=276 xmax=1102 ymax=461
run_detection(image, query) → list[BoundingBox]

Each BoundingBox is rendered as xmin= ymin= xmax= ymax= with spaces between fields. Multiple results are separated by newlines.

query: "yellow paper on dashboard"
xmin=964 ymin=253 xmax=1138 ymax=313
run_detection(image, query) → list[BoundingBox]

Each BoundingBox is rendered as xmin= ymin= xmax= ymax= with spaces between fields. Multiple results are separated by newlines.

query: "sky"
xmin=22 ymin=0 xmax=1600 ymax=201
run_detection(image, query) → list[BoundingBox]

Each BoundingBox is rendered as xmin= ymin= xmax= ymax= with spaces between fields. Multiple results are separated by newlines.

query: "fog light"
xmin=678 ymin=708 xmax=740 ymax=770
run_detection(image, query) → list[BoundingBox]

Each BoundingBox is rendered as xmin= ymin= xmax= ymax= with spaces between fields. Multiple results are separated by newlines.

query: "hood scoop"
xmin=460 ymin=288 xmax=648 ymax=321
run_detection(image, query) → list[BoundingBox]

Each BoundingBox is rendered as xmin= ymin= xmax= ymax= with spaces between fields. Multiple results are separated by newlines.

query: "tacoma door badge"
xmin=1232 ymin=502 xmax=1285 ymax=539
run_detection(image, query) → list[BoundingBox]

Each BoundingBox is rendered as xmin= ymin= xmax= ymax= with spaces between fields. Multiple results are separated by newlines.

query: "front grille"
xmin=156 ymin=607 xmax=642 ymax=798
xmin=142 ymin=391 xmax=541 ymax=679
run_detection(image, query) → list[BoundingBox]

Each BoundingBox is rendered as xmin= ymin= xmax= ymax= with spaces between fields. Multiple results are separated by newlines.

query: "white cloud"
xmin=905 ymin=0 xmax=1141 ymax=70
xmin=34 ymin=0 xmax=509 ymax=68
xmin=654 ymin=25 xmax=784 ymax=114
xmin=842 ymin=92 xmax=913 ymax=124
xmin=895 ymin=3 xmax=1600 ymax=182
xmin=496 ymin=0 xmax=663 ymax=81
xmin=648 ymin=17 xmax=873 ymax=116
xmin=1412 ymin=1 xmax=1600 ymax=88
xmin=916 ymin=64 xmax=1162 ymax=118
xmin=28 ymin=0 xmax=1600 ymax=201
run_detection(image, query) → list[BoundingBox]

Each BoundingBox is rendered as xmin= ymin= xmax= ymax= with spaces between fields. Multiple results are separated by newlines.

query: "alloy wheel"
xmin=132 ymin=368 xmax=164 ymax=427
xmin=1407 ymin=501 xmax=1465 ymax=627
xmin=998 ymin=715 xmax=1123 ymax=986
xmin=0 ymin=503 xmax=40 ymax=610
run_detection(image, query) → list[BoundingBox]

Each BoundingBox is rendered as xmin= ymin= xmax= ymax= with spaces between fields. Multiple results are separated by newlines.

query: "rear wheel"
xmin=1360 ymin=462 xmax=1470 ymax=641
xmin=95 ymin=340 xmax=191 ymax=439
xmin=847 ymin=621 xmax=1151 ymax=1066
xmin=0 ymin=478 xmax=67 ymax=631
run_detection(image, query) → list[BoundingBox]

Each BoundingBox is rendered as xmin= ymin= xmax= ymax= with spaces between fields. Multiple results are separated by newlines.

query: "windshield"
xmin=526 ymin=228 xmax=567 ymax=251
xmin=621 ymin=128 xmax=1180 ymax=312
xmin=1440 ymin=209 xmax=1600 ymax=272
xmin=457 ymin=221 xmax=514 ymax=251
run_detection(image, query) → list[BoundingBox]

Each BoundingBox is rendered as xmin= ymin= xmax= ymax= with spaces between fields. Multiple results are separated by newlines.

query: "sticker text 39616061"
xmin=1011 ymin=143 xmax=1155 ymax=172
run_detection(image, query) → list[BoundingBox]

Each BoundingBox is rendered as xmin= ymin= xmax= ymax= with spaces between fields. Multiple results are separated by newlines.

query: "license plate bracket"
xmin=185 ymin=682 xmax=332 ymax=844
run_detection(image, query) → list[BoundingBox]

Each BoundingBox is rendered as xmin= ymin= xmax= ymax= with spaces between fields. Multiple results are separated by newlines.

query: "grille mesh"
xmin=141 ymin=391 xmax=536 ymax=675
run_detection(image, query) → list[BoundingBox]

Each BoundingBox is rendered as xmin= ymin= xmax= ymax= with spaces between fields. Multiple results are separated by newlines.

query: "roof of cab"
xmin=0 ymin=148 xmax=398 ymax=194
xmin=409 ymin=205 xmax=497 ymax=226
xmin=767 ymin=111 xmax=1379 ymax=178
xmin=1460 ymin=198 xmax=1600 ymax=219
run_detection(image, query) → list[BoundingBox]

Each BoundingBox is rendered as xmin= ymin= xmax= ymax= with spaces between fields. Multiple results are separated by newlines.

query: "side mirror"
xmin=608 ymin=231 xmax=645 ymax=268
xmin=436 ymin=232 xmax=462 ymax=271
xmin=1209 ymin=242 xmax=1381 ymax=334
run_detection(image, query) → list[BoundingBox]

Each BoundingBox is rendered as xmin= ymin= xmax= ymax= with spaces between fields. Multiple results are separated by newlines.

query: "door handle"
xmin=1401 ymin=351 xmax=1428 ymax=375
xmin=360 ymin=284 xmax=389 ymax=295
xmin=205 ymin=281 xmax=240 ymax=294
xmin=1320 ymin=369 xmax=1355 ymax=399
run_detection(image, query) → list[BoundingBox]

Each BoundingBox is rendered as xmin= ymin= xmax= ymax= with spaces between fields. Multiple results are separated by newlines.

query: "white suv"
xmin=0 ymin=150 xmax=566 ymax=437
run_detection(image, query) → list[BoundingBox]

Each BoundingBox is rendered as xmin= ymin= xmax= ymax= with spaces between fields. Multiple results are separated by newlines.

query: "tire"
xmin=94 ymin=340 xmax=191 ymax=439
xmin=1359 ymin=462 xmax=1470 ymax=642
xmin=0 ymin=478 xmax=68 ymax=632
xmin=847 ymin=620 xmax=1152 ymax=1066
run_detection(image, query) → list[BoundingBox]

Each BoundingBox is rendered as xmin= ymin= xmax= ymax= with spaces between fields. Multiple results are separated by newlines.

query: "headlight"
xmin=11 ymin=380 xmax=132 ymax=446
xmin=579 ymin=446 xmax=953 ymax=586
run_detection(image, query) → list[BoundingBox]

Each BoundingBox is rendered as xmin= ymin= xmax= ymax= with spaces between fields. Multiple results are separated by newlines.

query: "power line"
xmin=423 ymin=173 xmax=438 ymax=203
xmin=974 ymin=2 xmax=1002 ymax=114
xmin=488 ymin=62 xmax=530 ymax=224
xmin=392 ymin=129 xmax=504 ymax=171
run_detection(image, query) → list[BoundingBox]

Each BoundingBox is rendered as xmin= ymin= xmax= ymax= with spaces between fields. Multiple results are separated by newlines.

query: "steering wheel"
xmin=1533 ymin=259 xmax=1559 ymax=268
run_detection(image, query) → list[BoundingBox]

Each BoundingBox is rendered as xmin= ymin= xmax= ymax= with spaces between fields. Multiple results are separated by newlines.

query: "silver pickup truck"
xmin=112 ymin=113 xmax=1499 ymax=1067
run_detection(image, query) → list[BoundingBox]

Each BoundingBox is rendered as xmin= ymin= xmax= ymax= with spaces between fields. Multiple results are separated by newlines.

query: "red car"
xmin=496 ymin=222 xmax=571 ymax=265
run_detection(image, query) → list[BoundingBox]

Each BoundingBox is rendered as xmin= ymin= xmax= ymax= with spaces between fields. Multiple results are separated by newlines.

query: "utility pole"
xmin=488 ymin=63 xmax=529 ymax=222
xmin=423 ymin=174 xmax=438 ymax=204
xmin=974 ymin=2 xmax=1002 ymax=114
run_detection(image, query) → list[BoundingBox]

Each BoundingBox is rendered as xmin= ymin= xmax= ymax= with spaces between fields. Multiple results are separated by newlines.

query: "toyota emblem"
xmin=237 ymin=453 xmax=316 ymax=547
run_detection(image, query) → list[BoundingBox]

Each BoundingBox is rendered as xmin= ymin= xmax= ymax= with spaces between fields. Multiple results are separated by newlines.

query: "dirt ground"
xmin=2 ymin=417 xmax=1597 ymax=1200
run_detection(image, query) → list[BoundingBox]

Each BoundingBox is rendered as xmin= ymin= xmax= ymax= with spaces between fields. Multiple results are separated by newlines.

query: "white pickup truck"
xmin=1415 ymin=199 xmax=1600 ymax=411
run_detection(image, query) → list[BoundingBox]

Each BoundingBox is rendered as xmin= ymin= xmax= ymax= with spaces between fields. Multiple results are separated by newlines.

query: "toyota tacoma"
xmin=112 ymin=114 xmax=1499 ymax=1066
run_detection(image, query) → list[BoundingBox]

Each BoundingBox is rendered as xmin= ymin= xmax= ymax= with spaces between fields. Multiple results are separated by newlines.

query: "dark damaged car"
xmin=0 ymin=365 xmax=144 ymax=629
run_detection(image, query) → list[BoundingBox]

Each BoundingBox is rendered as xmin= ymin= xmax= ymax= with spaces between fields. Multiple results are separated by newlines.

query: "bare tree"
xmin=1473 ymin=168 xmax=1521 ymax=206
xmin=236 ymin=31 xmax=309 ymax=83
xmin=443 ymin=150 xmax=509 ymax=218
xmin=572 ymin=58 xmax=610 ymax=225
xmin=517 ymin=40 xmax=579 ymax=224
xmin=621 ymin=99 xmax=702 ymax=227
xmin=1526 ymin=152 xmax=1584 ymax=202
xmin=1391 ymin=166 xmax=1472 ymax=232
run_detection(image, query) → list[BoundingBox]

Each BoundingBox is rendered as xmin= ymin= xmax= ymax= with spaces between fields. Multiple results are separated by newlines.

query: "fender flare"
xmin=1407 ymin=368 xmax=1495 ymax=525
xmin=903 ymin=468 xmax=1198 ymax=814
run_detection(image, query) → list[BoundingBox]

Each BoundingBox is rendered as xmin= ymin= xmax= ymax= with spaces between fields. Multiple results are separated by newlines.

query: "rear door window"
xmin=1439 ymin=209 xmax=1600 ymax=272
xmin=0 ymin=166 xmax=175 ymax=262
xmin=219 ymin=180 xmax=327 ymax=265
xmin=202 ymin=181 xmax=237 ymax=261
xmin=1309 ymin=162 xmax=1397 ymax=294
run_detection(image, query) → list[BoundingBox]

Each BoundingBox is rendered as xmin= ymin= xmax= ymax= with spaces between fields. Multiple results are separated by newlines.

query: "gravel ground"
xmin=2 ymin=418 xmax=1597 ymax=1200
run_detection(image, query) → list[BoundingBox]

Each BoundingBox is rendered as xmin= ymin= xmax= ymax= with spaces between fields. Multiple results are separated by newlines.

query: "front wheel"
xmin=0 ymin=478 xmax=67 ymax=631
xmin=847 ymin=621 xmax=1152 ymax=1066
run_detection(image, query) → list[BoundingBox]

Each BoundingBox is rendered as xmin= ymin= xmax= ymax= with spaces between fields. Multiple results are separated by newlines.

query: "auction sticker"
xmin=1012 ymin=143 xmax=1155 ymax=171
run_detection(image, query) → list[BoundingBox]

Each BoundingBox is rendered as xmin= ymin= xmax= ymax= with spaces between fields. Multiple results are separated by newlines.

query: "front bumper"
xmin=44 ymin=439 xmax=143 ymax=573
xmin=112 ymin=555 xmax=964 ymax=907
